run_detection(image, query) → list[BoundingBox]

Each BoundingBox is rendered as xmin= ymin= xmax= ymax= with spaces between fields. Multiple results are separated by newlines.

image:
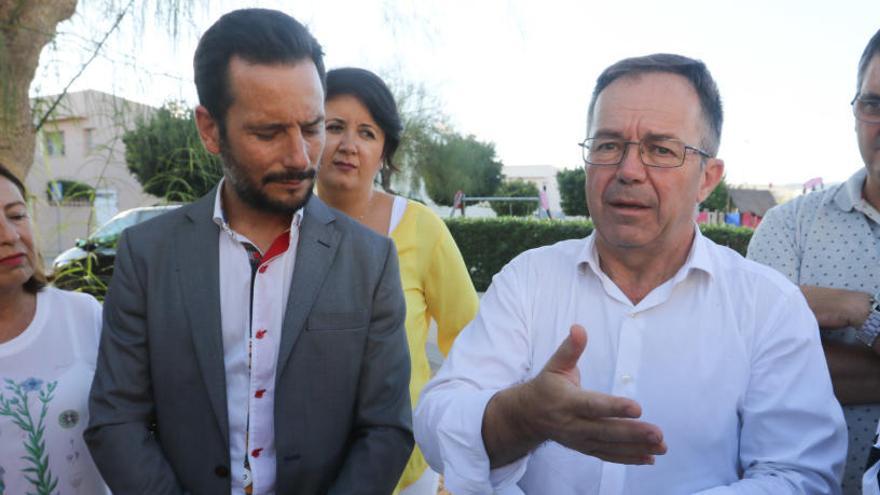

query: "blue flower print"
xmin=19 ymin=377 xmax=43 ymax=393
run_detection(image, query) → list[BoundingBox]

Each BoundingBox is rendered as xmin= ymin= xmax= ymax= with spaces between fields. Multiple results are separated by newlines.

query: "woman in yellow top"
xmin=316 ymin=67 xmax=478 ymax=495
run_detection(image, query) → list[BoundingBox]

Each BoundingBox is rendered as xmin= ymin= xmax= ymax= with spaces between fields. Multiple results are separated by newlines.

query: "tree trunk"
xmin=0 ymin=0 xmax=78 ymax=180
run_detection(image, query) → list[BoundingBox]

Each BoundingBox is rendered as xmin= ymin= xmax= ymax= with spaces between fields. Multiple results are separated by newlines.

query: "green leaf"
xmin=124 ymin=104 xmax=223 ymax=201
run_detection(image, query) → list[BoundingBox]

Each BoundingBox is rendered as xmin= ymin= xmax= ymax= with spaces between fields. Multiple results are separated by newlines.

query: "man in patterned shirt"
xmin=747 ymin=27 xmax=880 ymax=494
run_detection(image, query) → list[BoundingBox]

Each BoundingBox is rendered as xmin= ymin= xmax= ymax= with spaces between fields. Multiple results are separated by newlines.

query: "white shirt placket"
xmin=598 ymin=310 xmax=644 ymax=495
xmin=248 ymin=254 xmax=284 ymax=494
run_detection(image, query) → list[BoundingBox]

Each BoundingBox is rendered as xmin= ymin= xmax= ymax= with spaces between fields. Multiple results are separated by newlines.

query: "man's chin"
xmin=594 ymin=222 xmax=660 ymax=251
xmin=234 ymin=182 xmax=313 ymax=217
xmin=264 ymin=188 xmax=313 ymax=215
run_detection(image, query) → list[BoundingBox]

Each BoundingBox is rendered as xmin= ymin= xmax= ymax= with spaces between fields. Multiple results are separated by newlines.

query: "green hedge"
xmin=56 ymin=216 xmax=754 ymax=299
xmin=445 ymin=217 xmax=754 ymax=291
xmin=699 ymin=224 xmax=754 ymax=257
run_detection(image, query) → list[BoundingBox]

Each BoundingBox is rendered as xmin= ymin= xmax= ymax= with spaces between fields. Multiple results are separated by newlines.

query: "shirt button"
xmin=258 ymin=265 xmax=267 ymax=274
xmin=255 ymin=389 xmax=266 ymax=399
xmin=214 ymin=465 xmax=229 ymax=478
xmin=256 ymin=329 xmax=267 ymax=339
xmin=621 ymin=374 xmax=633 ymax=384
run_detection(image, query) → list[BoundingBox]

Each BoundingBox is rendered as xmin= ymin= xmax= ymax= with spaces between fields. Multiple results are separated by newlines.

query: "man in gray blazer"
xmin=85 ymin=9 xmax=413 ymax=494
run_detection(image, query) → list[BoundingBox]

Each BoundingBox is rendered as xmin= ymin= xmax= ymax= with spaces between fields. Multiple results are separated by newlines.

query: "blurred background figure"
xmin=0 ymin=163 xmax=106 ymax=494
xmin=316 ymin=67 xmax=479 ymax=495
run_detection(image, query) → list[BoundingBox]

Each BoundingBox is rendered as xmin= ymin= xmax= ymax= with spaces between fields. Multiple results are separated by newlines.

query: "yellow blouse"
xmin=391 ymin=200 xmax=479 ymax=493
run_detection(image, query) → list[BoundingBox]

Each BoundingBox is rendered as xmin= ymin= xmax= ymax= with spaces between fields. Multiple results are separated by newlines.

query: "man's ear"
xmin=697 ymin=158 xmax=725 ymax=203
xmin=195 ymin=105 xmax=222 ymax=155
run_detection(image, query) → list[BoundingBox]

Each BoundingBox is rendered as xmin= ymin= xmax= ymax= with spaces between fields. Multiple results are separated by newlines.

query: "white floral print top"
xmin=0 ymin=287 xmax=106 ymax=495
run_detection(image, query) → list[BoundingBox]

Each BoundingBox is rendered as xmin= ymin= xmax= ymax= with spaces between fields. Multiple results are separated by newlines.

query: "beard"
xmin=220 ymin=139 xmax=318 ymax=216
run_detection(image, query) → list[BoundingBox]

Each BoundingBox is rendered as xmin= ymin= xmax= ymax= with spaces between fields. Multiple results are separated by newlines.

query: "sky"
xmin=31 ymin=0 xmax=880 ymax=186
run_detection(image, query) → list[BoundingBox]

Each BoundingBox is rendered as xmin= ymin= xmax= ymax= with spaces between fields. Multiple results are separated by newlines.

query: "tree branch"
xmin=34 ymin=0 xmax=135 ymax=133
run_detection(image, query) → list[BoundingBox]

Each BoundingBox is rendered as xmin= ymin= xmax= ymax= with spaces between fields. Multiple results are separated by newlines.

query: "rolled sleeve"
xmin=415 ymin=387 xmax=528 ymax=494
xmin=415 ymin=256 xmax=534 ymax=494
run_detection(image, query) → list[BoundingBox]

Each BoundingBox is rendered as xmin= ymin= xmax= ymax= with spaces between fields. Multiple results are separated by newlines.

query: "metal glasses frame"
xmin=852 ymin=94 xmax=880 ymax=124
xmin=577 ymin=137 xmax=712 ymax=168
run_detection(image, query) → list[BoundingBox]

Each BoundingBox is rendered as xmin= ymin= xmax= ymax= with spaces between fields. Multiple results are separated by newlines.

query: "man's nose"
xmin=616 ymin=142 xmax=648 ymax=183
xmin=284 ymin=130 xmax=311 ymax=169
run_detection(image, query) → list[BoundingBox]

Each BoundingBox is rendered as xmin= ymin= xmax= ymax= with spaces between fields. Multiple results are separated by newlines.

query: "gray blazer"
xmin=85 ymin=191 xmax=413 ymax=494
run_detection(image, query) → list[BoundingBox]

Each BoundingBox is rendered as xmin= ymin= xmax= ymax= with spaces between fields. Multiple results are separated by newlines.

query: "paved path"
xmin=426 ymin=322 xmax=443 ymax=373
xmin=425 ymin=292 xmax=486 ymax=373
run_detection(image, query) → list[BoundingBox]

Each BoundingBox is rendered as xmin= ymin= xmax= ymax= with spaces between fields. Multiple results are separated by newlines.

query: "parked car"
xmin=52 ymin=205 xmax=180 ymax=297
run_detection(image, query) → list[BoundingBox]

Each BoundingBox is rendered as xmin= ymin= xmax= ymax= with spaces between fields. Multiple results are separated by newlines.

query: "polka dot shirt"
xmin=748 ymin=168 xmax=880 ymax=495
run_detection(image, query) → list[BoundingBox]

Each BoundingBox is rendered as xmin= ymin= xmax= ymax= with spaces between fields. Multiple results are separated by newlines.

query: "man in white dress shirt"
xmin=415 ymin=53 xmax=847 ymax=495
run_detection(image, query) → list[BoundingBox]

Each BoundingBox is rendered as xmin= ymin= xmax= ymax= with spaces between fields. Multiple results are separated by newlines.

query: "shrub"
xmin=420 ymin=132 xmax=503 ymax=206
xmin=124 ymin=103 xmax=223 ymax=202
xmin=489 ymin=179 xmax=540 ymax=217
xmin=445 ymin=217 xmax=753 ymax=291
xmin=700 ymin=177 xmax=730 ymax=212
xmin=556 ymin=167 xmax=588 ymax=216
xmin=699 ymin=224 xmax=754 ymax=256
xmin=446 ymin=217 xmax=593 ymax=291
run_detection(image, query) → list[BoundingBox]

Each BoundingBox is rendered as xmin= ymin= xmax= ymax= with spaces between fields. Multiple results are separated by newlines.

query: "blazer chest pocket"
xmin=306 ymin=310 xmax=369 ymax=332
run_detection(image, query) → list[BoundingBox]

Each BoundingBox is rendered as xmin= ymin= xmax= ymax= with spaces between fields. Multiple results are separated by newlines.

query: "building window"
xmin=44 ymin=131 xmax=65 ymax=156
xmin=84 ymin=128 xmax=95 ymax=152
xmin=46 ymin=179 xmax=94 ymax=206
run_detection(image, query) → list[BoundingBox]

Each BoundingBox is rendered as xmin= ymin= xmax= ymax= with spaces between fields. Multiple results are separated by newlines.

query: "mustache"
xmin=262 ymin=168 xmax=317 ymax=185
xmin=603 ymin=183 xmax=656 ymax=208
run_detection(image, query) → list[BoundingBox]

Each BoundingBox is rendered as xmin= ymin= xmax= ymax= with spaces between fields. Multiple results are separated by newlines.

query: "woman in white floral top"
xmin=0 ymin=163 xmax=107 ymax=495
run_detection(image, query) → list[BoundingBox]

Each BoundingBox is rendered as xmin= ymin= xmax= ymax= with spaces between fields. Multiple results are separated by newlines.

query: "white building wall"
xmin=26 ymin=90 xmax=161 ymax=261
xmin=502 ymin=164 xmax=563 ymax=216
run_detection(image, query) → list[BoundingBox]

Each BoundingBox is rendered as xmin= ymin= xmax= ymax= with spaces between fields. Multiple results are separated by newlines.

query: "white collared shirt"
xmin=212 ymin=180 xmax=302 ymax=495
xmin=415 ymin=229 xmax=847 ymax=495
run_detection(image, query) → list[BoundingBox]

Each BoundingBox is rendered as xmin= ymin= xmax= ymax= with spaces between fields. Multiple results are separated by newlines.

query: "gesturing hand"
xmin=522 ymin=325 xmax=667 ymax=465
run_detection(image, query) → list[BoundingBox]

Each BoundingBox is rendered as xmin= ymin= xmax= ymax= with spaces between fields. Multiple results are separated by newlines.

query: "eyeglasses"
xmin=852 ymin=94 xmax=880 ymax=124
xmin=578 ymin=137 xmax=711 ymax=168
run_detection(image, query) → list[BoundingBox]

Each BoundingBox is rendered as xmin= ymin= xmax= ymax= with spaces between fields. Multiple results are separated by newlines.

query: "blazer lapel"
xmin=175 ymin=189 xmax=229 ymax=446
xmin=277 ymin=196 xmax=339 ymax=378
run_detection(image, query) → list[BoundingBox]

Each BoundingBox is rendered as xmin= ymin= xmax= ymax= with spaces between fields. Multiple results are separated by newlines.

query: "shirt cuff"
xmin=439 ymin=389 xmax=530 ymax=495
